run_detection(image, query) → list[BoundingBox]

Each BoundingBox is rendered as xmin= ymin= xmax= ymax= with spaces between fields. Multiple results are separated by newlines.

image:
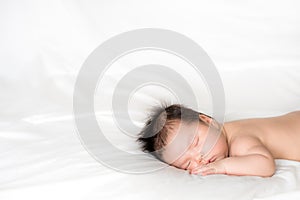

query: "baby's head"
xmin=137 ymin=104 xmax=228 ymax=171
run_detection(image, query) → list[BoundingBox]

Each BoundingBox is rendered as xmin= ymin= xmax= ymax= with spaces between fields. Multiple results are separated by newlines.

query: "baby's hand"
xmin=190 ymin=160 xmax=226 ymax=176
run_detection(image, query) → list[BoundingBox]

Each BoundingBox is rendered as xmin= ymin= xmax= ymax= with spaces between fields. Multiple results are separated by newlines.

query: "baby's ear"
xmin=199 ymin=114 xmax=212 ymax=124
xmin=199 ymin=114 xmax=221 ymax=130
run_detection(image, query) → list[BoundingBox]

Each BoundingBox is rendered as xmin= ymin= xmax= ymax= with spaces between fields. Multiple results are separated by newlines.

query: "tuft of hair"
xmin=136 ymin=102 xmax=207 ymax=161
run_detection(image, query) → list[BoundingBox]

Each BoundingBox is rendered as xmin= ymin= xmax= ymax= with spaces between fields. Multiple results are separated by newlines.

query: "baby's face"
xmin=162 ymin=119 xmax=228 ymax=172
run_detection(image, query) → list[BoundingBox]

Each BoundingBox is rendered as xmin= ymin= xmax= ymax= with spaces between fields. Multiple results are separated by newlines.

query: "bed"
xmin=1 ymin=0 xmax=300 ymax=199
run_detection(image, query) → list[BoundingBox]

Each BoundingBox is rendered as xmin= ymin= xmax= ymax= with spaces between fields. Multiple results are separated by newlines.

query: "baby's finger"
xmin=191 ymin=164 xmax=218 ymax=175
xmin=190 ymin=165 xmax=208 ymax=174
xmin=201 ymin=168 xmax=217 ymax=176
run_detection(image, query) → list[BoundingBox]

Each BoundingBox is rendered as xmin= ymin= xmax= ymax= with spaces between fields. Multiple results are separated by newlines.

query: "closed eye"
xmin=185 ymin=160 xmax=191 ymax=170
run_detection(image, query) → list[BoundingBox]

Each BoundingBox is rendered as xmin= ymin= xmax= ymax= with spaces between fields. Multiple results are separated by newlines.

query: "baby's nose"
xmin=194 ymin=152 xmax=204 ymax=163
xmin=188 ymin=156 xmax=207 ymax=172
xmin=195 ymin=152 xmax=209 ymax=165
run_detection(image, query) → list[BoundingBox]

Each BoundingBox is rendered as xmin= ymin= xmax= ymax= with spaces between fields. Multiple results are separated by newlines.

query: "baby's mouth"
xmin=200 ymin=159 xmax=209 ymax=165
xmin=208 ymin=157 xmax=216 ymax=163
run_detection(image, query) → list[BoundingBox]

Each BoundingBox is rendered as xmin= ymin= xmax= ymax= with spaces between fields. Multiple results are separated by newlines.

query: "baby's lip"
xmin=208 ymin=157 xmax=216 ymax=163
xmin=201 ymin=159 xmax=209 ymax=165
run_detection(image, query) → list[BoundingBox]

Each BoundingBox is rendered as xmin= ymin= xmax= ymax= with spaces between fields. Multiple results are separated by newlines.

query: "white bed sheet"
xmin=1 ymin=0 xmax=300 ymax=199
xmin=0 ymin=118 xmax=300 ymax=200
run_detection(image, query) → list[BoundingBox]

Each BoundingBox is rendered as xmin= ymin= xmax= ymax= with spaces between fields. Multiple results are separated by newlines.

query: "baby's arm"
xmin=191 ymin=136 xmax=276 ymax=177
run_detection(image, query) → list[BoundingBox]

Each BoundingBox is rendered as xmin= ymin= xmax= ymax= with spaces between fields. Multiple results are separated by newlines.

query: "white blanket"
xmin=0 ymin=119 xmax=300 ymax=200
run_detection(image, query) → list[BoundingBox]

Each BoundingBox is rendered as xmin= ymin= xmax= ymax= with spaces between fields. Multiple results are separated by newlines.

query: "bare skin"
xmin=162 ymin=111 xmax=300 ymax=177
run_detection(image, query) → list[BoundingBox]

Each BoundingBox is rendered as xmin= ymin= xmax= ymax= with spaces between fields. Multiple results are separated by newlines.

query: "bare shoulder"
xmin=229 ymin=134 xmax=271 ymax=157
xmin=282 ymin=110 xmax=300 ymax=118
xmin=288 ymin=110 xmax=300 ymax=115
xmin=276 ymin=110 xmax=300 ymax=124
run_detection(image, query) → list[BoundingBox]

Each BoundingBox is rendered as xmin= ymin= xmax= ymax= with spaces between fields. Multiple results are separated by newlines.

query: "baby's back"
xmin=227 ymin=111 xmax=300 ymax=161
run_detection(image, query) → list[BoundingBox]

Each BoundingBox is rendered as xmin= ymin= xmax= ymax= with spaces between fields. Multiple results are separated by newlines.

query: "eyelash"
xmin=186 ymin=161 xmax=191 ymax=170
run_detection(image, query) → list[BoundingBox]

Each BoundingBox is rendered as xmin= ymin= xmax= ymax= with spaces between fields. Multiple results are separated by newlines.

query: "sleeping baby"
xmin=137 ymin=104 xmax=300 ymax=177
